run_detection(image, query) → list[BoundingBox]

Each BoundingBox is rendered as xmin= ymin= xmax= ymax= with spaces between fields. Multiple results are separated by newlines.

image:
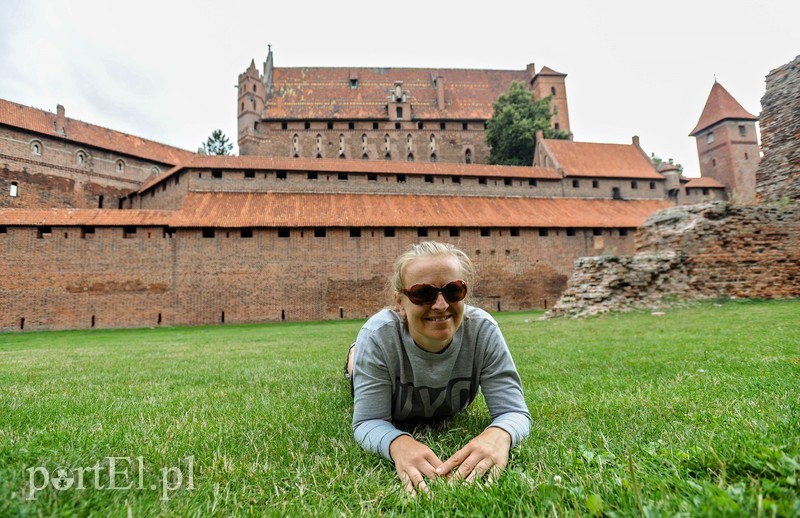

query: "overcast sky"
xmin=1 ymin=0 xmax=797 ymax=176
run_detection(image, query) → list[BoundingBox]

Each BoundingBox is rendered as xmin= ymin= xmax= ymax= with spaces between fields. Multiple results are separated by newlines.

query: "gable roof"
xmin=136 ymin=155 xmax=561 ymax=194
xmin=540 ymin=139 xmax=664 ymax=179
xmin=0 ymin=195 xmax=670 ymax=229
xmin=684 ymin=177 xmax=725 ymax=188
xmin=689 ymin=82 xmax=758 ymax=136
xmin=262 ymin=67 xmax=532 ymax=120
xmin=0 ymin=98 xmax=194 ymax=166
xmin=171 ymin=192 xmax=670 ymax=228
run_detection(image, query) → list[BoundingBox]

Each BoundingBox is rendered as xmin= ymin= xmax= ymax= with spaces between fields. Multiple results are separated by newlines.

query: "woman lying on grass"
xmin=345 ymin=241 xmax=530 ymax=494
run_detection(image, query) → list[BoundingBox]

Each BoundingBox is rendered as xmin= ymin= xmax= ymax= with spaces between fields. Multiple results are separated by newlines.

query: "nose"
xmin=431 ymin=292 xmax=449 ymax=310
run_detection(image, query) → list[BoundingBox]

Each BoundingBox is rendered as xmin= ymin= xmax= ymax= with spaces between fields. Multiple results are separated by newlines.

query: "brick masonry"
xmin=548 ymin=201 xmax=800 ymax=318
xmin=756 ymin=54 xmax=800 ymax=202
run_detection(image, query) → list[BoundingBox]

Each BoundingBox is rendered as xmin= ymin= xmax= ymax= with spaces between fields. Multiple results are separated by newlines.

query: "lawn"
xmin=1 ymin=299 xmax=798 ymax=516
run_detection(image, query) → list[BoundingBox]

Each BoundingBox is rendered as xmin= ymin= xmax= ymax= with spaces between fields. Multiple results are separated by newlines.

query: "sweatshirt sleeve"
xmin=351 ymin=323 xmax=409 ymax=460
xmin=477 ymin=319 xmax=531 ymax=447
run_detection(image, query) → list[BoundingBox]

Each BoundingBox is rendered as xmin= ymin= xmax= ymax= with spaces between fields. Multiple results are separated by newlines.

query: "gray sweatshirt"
xmin=352 ymin=306 xmax=531 ymax=459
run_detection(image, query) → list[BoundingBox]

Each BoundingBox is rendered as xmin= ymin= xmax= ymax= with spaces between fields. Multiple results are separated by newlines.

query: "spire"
xmin=689 ymin=82 xmax=757 ymax=136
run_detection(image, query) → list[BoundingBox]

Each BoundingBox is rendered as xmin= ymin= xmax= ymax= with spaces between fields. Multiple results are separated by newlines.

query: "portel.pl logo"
xmin=25 ymin=456 xmax=194 ymax=501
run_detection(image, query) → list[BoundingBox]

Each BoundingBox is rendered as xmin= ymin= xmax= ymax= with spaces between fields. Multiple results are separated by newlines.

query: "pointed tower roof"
xmin=535 ymin=66 xmax=567 ymax=77
xmin=689 ymin=82 xmax=757 ymax=136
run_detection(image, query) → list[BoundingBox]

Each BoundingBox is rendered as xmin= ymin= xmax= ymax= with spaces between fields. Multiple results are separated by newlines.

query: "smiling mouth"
xmin=426 ymin=315 xmax=451 ymax=322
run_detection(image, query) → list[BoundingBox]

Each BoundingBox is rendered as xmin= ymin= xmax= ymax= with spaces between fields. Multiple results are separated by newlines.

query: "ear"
xmin=392 ymin=291 xmax=406 ymax=316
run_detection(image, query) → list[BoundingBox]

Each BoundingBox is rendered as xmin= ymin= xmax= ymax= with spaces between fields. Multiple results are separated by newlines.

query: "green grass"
xmin=1 ymin=299 xmax=798 ymax=516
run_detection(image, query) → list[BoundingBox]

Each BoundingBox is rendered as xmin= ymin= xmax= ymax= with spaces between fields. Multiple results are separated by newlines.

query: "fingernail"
xmin=435 ymin=467 xmax=442 ymax=474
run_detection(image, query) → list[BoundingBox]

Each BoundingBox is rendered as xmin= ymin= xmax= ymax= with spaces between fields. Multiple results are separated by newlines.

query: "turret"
xmin=689 ymin=82 xmax=760 ymax=202
xmin=531 ymin=66 xmax=571 ymax=135
xmin=238 ymin=57 xmax=266 ymax=146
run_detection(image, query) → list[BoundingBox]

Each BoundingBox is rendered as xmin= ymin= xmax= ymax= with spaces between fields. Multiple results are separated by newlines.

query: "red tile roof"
xmin=0 ymin=194 xmax=669 ymax=228
xmin=170 ymin=192 xmax=670 ymax=228
xmin=689 ymin=82 xmax=758 ymax=136
xmin=684 ymin=177 xmax=725 ymax=188
xmin=0 ymin=98 xmax=194 ymax=165
xmin=262 ymin=67 xmax=533 ymax=120
xmin=540 ymin=139 xmax=664 ymax=179
xmin=0 ymin=208 xmax=173 ymax=226
xmin=137 ymin=155 xmax=561 ymax=193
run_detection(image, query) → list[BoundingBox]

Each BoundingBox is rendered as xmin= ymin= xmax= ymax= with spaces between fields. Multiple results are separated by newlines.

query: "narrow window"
xmin=510 ymin=228 xmax=520 ymax=237
xmin=649 ymin=181 xmax=656 ymax=189
xmin=385 ymin=153 xmax=391 ymax=160
xmin=245 ymin=170 xmax=255 ymax=179
xmin=418 ymin=122 xmax=424 ymax=130
xmin=362 ymin=153 xmax=369 ymax=160
xmin=631 ymin=181 xmax=638 ymax=189
xmin=314 ymin=227 xmax=326 ymax=238
xmin=462 ymin=122 xmax=468 ymax=130
xmin=396 ymin=107 xmax=403 ymax=119
xmin=202 ymin=228 xmax=215 ymax=238
xmin=572 ymin=179 xmax=580 ymax=188
xmin=308 ymin=172 xmax=318 ymax=180
xmin=566 ymin=228 xmax=576 ymax=237
xmin=282 ymin=122 xmax=288 ymax=130
xmin=241 ymin=228 xmax=253 ymax=238
xmin=338 ymin=173 xmax=348 ymax=181
xmin=452 ymin=176 xmax=461 ymax=184
xmin=593 ymin=228 xmax=602 ymax=236
xmin=9 ymin=182 xmax=18 ymax=197
xmin=116 ymin=160 xmax=125 ymax=173
xmin=407 ymin=154 xmax=414 ymax=162
xmin=424 ymin=175 xmax=434 ymax=183
xmin=465 ymin=149 xmax=472 ymax=164
xmin=739 ymin=125 xmax=746 ymax=137
xmin=449 ymin=228 xmax=460 ymax=237
xmin=504 ymin=178 xmax=512 ymax=186
xmin=350 ymin=78 xmax=358 ymax=88
xmin=37 ymin=226 xmax=52 ymax=239
xmin=712 ymin=158 xmax=717 ymax=167
xmin=619 ymin=228 xmax=629 ymax=237
xmin=538 ymin=228 xmax=549 ymax=237
xmin=278 ymin=228 xmax=290 ymax=238
xmin=703 ymin=188 xmax=710 ymax=195
xmin=212 ymin=170 xmax=222 ymax=179
xmin=430 ymin=153 xmax=437 ymax=163
xmin=529 ymin=179 xmax=537 ymax=187
xmin=276 ymin=171 xmax=287 ymax=180
xmin=707 ymin=132 xmax=715 ymax=144
xmin=368 ymin=173 xmax=377 ymax=182
xmin=76 ymin=152 xmax=86 ymax=165
xmin=395 ymin=122 xmax=401 ymax=130
xmin=373 ymin=122 xmax=379 ymax=130
xmin=350 ymin=228 xmax=361 ymax=238
xmin=384 ymin=227 xmax=396 ymax=237
xmin=0 ymin=226 xmax=7 ymax=234
xmin=478 ymin=177 xmax=487 ymax=185
xmin=397 ymin=174 xmax=407 ymax=183
xmin=123 ymin=226 xmax=136 ymax=239
xmin=554 ymin=123 xmax=560 ymax=131
xmin=551 ymin=86 xmax=557 ymax=96
xmin=81 ymin=226 xmax=95 ymax=238
xmin=612 ymin=187 xmax=622 ymax=199
xmin=327 ymin=122 xmax=334 ymax=130
xmin=305 ymin=122 xmax=311 ymax=130
xmin=417 ymin=228 xmax=428 ymax=237
xmin=592 ymin=180 xmax=599 ymax=188
xmin=480 ymin=228 xmax=490 ymax=237
xmin=745 ymin=152 xmax=749 ymax=160
xmin=440 ymin=122 xmax=446 ymax=130
xmin=348 ymin=122 xmax=355 ymax=130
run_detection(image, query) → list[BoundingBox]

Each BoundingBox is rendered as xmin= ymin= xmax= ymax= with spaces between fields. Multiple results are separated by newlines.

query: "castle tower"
xmin=689 ymin=82 xmax=760 ymax=202
xmin=531 ymin=66 xmax=571 ymax=135
xmin=237 ymin=58 xmax=265 ymax=151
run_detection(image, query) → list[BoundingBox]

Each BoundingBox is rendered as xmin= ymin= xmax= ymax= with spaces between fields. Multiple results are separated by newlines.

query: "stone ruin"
xmin=549 ymin=55 xmax=800 ymax=318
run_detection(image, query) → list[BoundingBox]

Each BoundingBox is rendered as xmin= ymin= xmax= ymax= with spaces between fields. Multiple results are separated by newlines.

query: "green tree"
xmin=485 ymin=81 xmax=569 ymax=166
xmin=650 ymin=153 xmax=684 ymax=174
xmin=201 ymin=129 xmax=233 ymax=156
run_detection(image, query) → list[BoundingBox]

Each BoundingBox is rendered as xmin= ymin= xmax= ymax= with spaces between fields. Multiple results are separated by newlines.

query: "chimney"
xmin=55 ymin=104 xmax=66 ymax=135
xmin=527 ymin=63 xmax=536 ymax=82
xmin=632 ymin=135 xmax=640 ymax=149
xmin=436 ymin=76 xmax=445 ymax=110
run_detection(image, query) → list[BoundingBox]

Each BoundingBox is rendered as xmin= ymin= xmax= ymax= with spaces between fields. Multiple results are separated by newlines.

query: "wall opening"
xmin=157 ymin=313 xmax=162 ymax=325
xmin=91 ymin=315 xmax=96 ymax=328
xmin=281 ymin=310 xmax=286 ymax=321
xmin=9 ymin=182 xmax=18 ymax=197
xmin=339 ymin=307 xmax=344 ymax=319
xmin=221 ymin=311 xmax=225 ymax=324
xmin=20 ymin=317 xmax=25 ymax=330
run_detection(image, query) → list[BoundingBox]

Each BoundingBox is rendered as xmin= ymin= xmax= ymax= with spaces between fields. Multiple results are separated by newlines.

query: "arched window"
xmin=551 ymin=86 xmax=557 ymax=96
xmin=385 ymin=152 xmax=391 ymax=160
xmin=429 ymin=134 xmax=436 ymax=151
xmin=76 ymin=151 xmax=86 ymax=165
xmin=10 ymin=181 xmax=19 ymax=197
xmin=31 ymin=141 xmax=42 ymax=156
xmin=406 ymin=134 xmax=413 ymax=150
xmin=151 ymin=167 xmax=160 ymax=176
xmin=362 ymin=153 xmax=369 ymax=160
xmin=292 ymin=134 xmax=299 ymax=155
xmin=384 ymin=134 xmax=390 ymax=151
xmin=407 ymin=153 xmax=414 ymax=162
xmin=361 ymin=134 xmax=367 ymax=148
xmin=316 ymin=134 xmax=323 ymax=155
xmin=339 ymin=134 xmax=345 ymax=156
xmin=430 ymin=153 xmax=437 ymax=163
xmin=465 ymin=149 xmax=472 ymax=164
xmin=116 ymin=160 xmax=125 ymax=173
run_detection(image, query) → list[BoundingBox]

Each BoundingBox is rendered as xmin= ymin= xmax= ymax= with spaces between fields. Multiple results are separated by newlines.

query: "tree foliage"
xmin=201 ymin=129 xmax=233 ymax=156
xmin=650 ymin=153 xmax=684 ymax=174
xmin=485 ymin=81 xmax=570 ymax=166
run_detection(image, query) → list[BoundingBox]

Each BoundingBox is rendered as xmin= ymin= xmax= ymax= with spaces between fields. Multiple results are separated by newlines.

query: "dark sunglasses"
xmin=402 ymin=280 xmax=468 ymax=306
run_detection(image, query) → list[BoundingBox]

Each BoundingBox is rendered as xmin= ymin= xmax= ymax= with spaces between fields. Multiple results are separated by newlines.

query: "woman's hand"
xmin=389 ymin=434 xmax=444 ymax=495
xmin=436 ymin=427 xmax=511 ymax=482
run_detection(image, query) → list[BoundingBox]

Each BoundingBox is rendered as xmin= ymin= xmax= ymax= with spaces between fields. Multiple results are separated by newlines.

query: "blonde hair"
xmin=390 ymin=241 xmax=476 ymax=303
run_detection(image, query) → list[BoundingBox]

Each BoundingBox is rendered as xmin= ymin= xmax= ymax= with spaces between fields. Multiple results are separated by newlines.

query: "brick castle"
xmin=0 ymin=48 xmax=762 ymax=331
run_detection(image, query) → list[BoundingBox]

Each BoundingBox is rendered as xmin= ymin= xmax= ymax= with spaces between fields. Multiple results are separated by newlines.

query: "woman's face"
xmin=395 ymin=255 xmax=466 ymax=353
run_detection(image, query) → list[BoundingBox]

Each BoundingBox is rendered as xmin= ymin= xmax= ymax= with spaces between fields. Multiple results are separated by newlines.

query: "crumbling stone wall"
xmin=756 ymin=54 xmax=800 ymax=202
xmin=548 ymin=201 xmax=800 ymax=318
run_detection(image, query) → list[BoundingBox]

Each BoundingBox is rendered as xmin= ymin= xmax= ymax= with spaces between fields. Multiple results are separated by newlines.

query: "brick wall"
xmin=0 ymin=126 xmax=170 ymax=208
xmin=756 ymin=54 xmax=800 ymax=202
xmin=548 ymin=201 xmax=800 ymax=318
xmin=0 ymin=224 xmax=636 ymax=331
